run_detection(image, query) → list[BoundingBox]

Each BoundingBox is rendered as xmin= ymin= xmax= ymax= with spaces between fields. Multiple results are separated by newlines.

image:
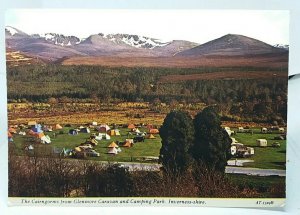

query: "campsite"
xmin=9 ymin=123 xmax=286 ymax=170
xmin=7 ymin=120 xmax=287 ymax=198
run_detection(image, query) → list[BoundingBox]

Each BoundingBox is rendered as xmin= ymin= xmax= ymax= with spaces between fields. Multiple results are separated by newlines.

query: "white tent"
xmin=95 ymin=135 xmax=102 ymax=141
xmin=224 ymin=127 xmax=234 ymax=136
xmin=92 ymin=121 xmax=98 ymax=126
xmin=99 ymin=133 xmax=111 ymax=140
xmin=135 ymin=128 xmax=141 ymax=133
xmin=238 ymin=127 xmax=244 ymax=132
xmin=80 ymin=127 xmax=91 ymax=133
xmin=107 ymin=147 xmax=118 ymax=154
xmin=41 ymin=135 xmax=51 ymax=144
xmin=105 ymin=134 xmax=111 ymax=140
xmin=18 ymin=131 xmax=26 ymax=136
xmin=231 ymin=137 xmax=238 ymax=144
xmin=98 ymin=124 xmax=111 ymax=132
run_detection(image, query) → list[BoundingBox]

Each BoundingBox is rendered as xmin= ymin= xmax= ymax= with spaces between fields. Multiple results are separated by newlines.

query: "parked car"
xmin=272 ymin=142 xmax=281 ymax=148
xmin=133 ymin=136 xmax=145 ymax=143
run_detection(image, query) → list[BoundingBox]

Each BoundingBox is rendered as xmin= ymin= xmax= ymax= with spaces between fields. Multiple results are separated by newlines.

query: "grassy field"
xmin=10 ymin=126 xmax=286 ymax=169
xmin=12 ymin=126 xmax=161 ymax=163
xmin=233 ymin=128 xmax=286 ymax=170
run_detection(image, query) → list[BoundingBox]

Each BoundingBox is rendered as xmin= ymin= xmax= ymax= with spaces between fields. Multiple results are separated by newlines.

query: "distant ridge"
xmin=5 ymin=26 xmax=288 ymax=62
xmin=176 ymin=34 xmax=287 ymax=57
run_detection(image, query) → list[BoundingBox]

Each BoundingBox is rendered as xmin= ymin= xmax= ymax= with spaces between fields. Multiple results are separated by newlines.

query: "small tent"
xmin=28 ymin=121 xmax=37 ymax=126
xmin=41 ymin=135 xmax=51 ymax=144
xmin=28 ymin=129 xmax=37 ymax=136
xmin=238 ymin=127 xmax=244 ymax=132
xmin=279 ymin=127 xmax=285 ymax=133
xmin=18 ymin=131 xmax=26 ymax=136
xmin=128 ymin=124 xmax=136 ymax=129
xmin=146 ymin=124 xmax=154 ymax=130
xmin=95 ymin=134 xmax=102 ymax=141
xmin=115 ymin=129 xmax=121 ymax=136
xmin=53 ymin=124 xmax=63 ymax=130
xmin=92 ymin=121 xmax=98 ymax=126
xmin=261 ymin=127 xmax=268 ymax=133
xmin=69 ymin=129 xmax=78 ymax=135
xmin=37 ymin=132 xmax=45 ymax=138
xmin=28 ymin=130 xmax=43 ymax=138
xmin=256 ymin=139 xmax=268 ymax=147
xmin=107 ymin=147 xmax=118 ymax=155
xmin=98 ymin=124 xmax=110 ymax=133
xmin=149 ymin=129 xmax=159 ymax=134
xmin=8 ymin=127 xmax=17 ymax=134
xmin=80 ymin=127 xmax=91 ymax=133
xmin=86 ymin=139 xmax=98 ymax=146
xmin=104 ymin=133 xmax=111 ymax=140
xmin=107 ymin=129 xmax=116 ymax=136
xmin=134 ymin=128 xmax=141 ymax=133
xmin=136 ymin=132 xmax=146 ymax=137
xmin=74 ymin=147 xmax=82 ymax=152
xmin=224 ymin=127 xmax=234 ymax=136
xmin=107 ymin=129 xmax=121 ymax=136
xmin=123 ymin=141 xmax=132 ymax=148
xmin=146 ymin=134 xmax=156 ymax=139
xmin=99 ymin=133 xmax=111 ymax=140
xmin=32 ymin=124 xmax=43 ymax=133
xmin=126 ymin=139 xmax=134 ymax=144
xmin=231 ymin=137 xmax=237 ymax=144
xmin=43 ymin=125 xmax=53 ymax=132
xmin=108 ymin=142 xmax=119 ymax=148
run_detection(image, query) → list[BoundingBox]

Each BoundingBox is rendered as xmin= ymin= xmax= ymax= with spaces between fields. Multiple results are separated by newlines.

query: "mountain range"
xmin=5 ymin=26 xmax=288 ymax=64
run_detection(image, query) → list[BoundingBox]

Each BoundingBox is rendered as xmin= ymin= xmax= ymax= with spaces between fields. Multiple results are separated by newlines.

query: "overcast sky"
xmin=5 ymin=9 xmax=289 ymax=44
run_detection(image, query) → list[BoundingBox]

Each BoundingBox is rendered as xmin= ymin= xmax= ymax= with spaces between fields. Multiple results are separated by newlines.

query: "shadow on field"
xmin=278 ymin=150 xmax=286 ymax=154
xmin=271 ymin=162 xmax=286 ymax=167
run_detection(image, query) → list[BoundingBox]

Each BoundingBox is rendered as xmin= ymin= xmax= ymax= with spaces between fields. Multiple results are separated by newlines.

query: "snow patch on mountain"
xmin=5 ymin=26 xmax=19 ymax=36
xmin=99 ymin=33 xmax=170 ymax=49
xmin=273 ymin=44 xmax=289 ymax=50
xmin=37 ymin=33 xmax=81 ymax=46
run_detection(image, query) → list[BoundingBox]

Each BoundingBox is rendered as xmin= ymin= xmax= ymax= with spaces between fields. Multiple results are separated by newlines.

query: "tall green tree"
xmin=159 ymin=111 xmax=194 ymax=176
xmin=192 ymin=106 xmax=232 ymax=172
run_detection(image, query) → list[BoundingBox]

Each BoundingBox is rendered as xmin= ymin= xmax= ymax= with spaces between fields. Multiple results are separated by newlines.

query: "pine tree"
xmin=159 ymin=110 xmax=194 ymax=176
xmin=192 ymin=106 xmax=232 ymax=172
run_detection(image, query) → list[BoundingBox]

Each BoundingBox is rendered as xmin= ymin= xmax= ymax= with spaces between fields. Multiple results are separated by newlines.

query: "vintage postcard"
xmin=6 ymin=9 xmax=288 ymax=207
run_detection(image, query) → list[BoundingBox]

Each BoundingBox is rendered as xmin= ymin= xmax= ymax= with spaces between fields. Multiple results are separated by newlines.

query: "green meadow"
xmin=11 ymin=127 xmax=286 ymax=169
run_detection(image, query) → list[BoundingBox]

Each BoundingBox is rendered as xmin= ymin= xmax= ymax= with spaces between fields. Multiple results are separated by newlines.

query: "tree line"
xmin=7 ymin=64 xmax=287 ymax=123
